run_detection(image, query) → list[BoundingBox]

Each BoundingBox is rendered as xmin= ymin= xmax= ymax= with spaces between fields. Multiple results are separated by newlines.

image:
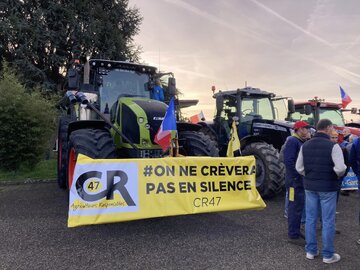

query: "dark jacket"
xmin=283 ymin=134 xmax=304 ymax=188
xmin=302 ymin=132 xmax=340 ymax=192
xmin=350 ymin=138 xmax=360 ymax=176
xmin=340 ymin=144 xmax=351 ymax=181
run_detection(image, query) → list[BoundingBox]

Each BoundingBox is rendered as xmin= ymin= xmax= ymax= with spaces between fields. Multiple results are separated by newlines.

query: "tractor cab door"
xmin=239 ymin=96 xmax=274 ymax=138
xmin=272 ymin=97 xmax=291 ymax=121
xmin=214 ymin=95 xmax=238 ymax=143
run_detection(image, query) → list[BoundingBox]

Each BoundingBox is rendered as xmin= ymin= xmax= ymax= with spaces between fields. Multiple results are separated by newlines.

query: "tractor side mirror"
xmin=288 ymin=99 xmax=295 ymax=113
xmin=67 ymin=68 xmax=79 ymax=90
xmin=351 ymin=107 xmax=357 ymax=114
xmin=168 ymin=77 xmax=176 ymax=96
xmin=304 ymin=104 xmax=312 ymax=115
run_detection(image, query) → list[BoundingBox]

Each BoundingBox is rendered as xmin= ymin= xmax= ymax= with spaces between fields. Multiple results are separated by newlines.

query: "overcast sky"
xmin=130 ymin=0 xmax=360 ymax=121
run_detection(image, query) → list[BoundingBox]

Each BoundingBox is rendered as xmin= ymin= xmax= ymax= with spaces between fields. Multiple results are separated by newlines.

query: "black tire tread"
xmin=199 ymin=127 xmax=218 ymax=146
xmin=178 ymin=131 xmax=219 ymax=157
xmin=69 ymin=129 xmax=117 ymax=159
xmin=57 ymin=116 xmax=74 ymax=189
xmin=242 ymin=142 xmax=284 ymax=199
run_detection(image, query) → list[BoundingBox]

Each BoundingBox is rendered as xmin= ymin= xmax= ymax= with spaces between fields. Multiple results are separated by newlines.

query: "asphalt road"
xmin=0 ymin=182 xmax=359 ymax=270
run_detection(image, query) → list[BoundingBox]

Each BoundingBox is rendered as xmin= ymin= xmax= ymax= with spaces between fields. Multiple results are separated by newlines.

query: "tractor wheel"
xmin=242 ymin=142 xmax=284 ymax=199
xmin=178 ymin=131 xmax=219 ymax=157
xmin=199 ymin=127 xmax=218 ymax=145
xmin=67 ymin=129 xmax=117 ymax=189
xmin=57 ymin=116 xmax=75 ymax=189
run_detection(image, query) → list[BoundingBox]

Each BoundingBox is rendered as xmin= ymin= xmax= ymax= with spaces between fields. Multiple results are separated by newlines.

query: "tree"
xmin=0 ymin=63 xmax=56 ymax=170
xmin=0 ymin=0 xmax=142 ymax=90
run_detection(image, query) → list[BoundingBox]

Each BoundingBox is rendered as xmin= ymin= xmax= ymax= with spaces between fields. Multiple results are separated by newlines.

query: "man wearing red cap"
xmin=284 ymin=120 xmax=310 ymax=245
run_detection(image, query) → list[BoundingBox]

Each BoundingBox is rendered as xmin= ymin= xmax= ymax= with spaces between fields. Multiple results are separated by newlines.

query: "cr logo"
xmin=75 ymin=170 xmax=136 ymax=206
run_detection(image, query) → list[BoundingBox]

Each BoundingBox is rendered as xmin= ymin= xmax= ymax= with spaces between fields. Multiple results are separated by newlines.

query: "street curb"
xmin=0 ymin=179 xmax=56 ymax=186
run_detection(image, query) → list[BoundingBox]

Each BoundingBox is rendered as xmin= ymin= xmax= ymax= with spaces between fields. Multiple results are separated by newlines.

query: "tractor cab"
xmin=65 ymin=59 xmax=177 ymax=121
xmin=214 ymin=87 xmax=282 ymax=140
xmin=199 ymin=86 xmax=293 ymax=198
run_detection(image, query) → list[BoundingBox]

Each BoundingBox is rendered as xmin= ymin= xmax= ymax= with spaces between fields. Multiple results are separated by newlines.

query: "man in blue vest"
xmin=296 ymin=119 xmax=346 ymax=264
xmin=284 ymin=120 xmax=310 ymax=246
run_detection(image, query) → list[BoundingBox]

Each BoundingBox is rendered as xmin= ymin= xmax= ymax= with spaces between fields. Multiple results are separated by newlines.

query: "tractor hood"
xmin=112 ymin=97 xmax=167 ymax=150
xmin=250 ymin=119 xmax=292 ymax=150
xmin=251 ymin=119 xmax=292 ymax=133
xmin=273 ymin=119 xmax=296 ymax=130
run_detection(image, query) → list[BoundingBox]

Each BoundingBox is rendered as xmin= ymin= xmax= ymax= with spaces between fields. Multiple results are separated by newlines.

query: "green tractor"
xmin=198 ymin=87 xmax=295 ymax=198
xmin=57 ymin=59 xmax=218 ymax=189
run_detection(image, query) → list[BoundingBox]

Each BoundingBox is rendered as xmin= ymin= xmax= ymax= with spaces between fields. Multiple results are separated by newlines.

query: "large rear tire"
xmin=67 ymin=129 xmax=117 ymax=189
xmin=178 ymin=131 xmax=219 ymax=157
xmin=57 ymin=116 xmax=74 ymax=189
xmin=199 ymin=127 xmax=218 ymax=145
xmin=242 ymin=142 xmax=284 ymax=199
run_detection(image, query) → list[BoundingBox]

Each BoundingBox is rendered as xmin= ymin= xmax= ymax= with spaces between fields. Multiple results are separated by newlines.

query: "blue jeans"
xmin=305 ymin=190 xmax=337 ymax=259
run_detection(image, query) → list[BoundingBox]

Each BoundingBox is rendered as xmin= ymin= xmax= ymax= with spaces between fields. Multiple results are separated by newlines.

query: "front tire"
xmin=67 ymin=128 xmax=117 ymax=189
xmin=242 ymin=142 xmax=284 ymax=199
xmin=57 ymin=116 xmax=75 ymax=189
xmin=178 ymin=131 xmax=219 ymax=157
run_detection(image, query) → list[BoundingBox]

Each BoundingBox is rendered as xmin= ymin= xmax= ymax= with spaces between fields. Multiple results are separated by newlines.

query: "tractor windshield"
xmin=289 ymin=111 xmax=314 ymax=125
xmin=319 ymin=108 xmax=345 ymax=126
xmin=289 ymin=107 xmax=345 ymax=127
xmin=241 ymin=96 xmax=275 ymax=121
xmin=98 ymin=69 xmax=150 ymax=112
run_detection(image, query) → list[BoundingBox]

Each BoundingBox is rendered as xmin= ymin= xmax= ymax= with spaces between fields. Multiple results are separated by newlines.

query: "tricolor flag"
xmin=189 ymin=111 xmax=205 ymax=123
xmin=154 ymin=97 xmax=177 ymax=151
xmin=340 ymin=86 xmax=352 ymax=109
xmin=226 ymin=120 xmax=241 ymax=157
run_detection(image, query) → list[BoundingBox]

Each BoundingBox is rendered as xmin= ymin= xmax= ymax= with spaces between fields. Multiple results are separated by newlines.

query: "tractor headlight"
xmin=138 ymin=117 xmax=144 ymax=124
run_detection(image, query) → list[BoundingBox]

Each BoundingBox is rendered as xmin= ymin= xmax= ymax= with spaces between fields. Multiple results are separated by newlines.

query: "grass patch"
xmin=0 ymin=159 xmax=57 ymax=182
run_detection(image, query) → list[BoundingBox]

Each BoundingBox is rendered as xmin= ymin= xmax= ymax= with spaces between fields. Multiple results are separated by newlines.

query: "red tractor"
xmin=287 ymin=97 xmax=360 ymax=141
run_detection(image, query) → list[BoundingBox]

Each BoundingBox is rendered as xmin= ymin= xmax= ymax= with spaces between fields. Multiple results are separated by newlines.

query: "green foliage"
xmin=0 ymin=64 xmax=57 ymax=170
xmin=0 ymin=0 xmax=142 ymax=90
xmin=0 ymin=159 xmax=56 ymax=182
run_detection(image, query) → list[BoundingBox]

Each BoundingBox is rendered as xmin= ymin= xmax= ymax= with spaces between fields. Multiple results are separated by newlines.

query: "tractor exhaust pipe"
xmin=58 ymin=91 xmax=77 ymax=109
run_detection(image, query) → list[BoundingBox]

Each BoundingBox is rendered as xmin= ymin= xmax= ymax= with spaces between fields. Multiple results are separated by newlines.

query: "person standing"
xmin=284 ymin=120 xmax=310 ymax=245
xmin=329 ymin=130 xmax=349 ymax=234
xmin=296 ymin=119 xmax=346 ymax=264
xmin=349 ymin=136 xmax=360 ymax=245
xmin=151 ymin=79 xmax=165 ymax=101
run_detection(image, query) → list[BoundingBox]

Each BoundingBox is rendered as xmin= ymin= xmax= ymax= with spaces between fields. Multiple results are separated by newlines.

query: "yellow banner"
xmin=68 ymin=154 xmax=266 ymax=227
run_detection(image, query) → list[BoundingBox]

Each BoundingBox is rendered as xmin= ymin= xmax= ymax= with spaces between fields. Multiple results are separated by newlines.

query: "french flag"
xmin=154 ymin=97 xmax=177 ymax=151
xmin=340 ymin=86 xmax=352 ymax=108
xmin=189 ymin=111 xmax=205 ymax=123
